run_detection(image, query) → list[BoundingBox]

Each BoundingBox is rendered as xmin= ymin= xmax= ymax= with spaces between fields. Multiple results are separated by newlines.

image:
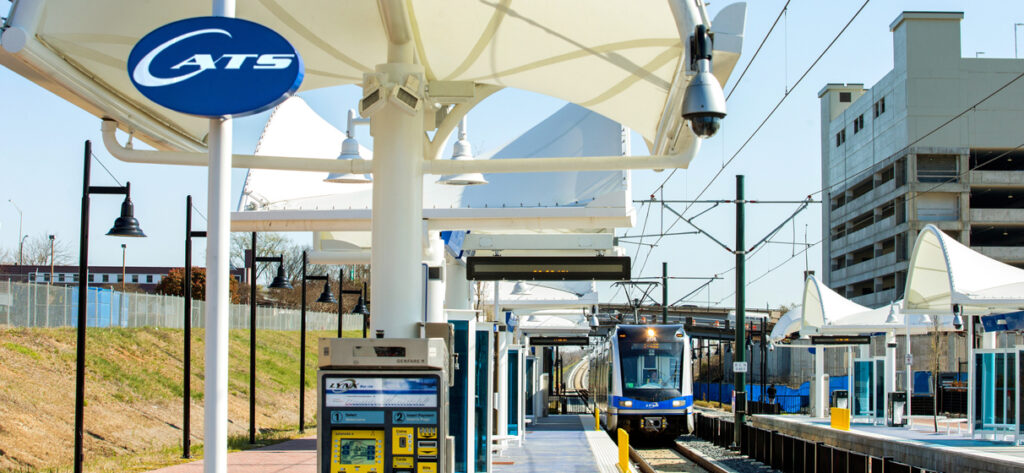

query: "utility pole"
xmin=121 ymin=244 xmax=126 ymax=294
xmin=9 ymin=199 xmax=23 ymax=265
xmin=49 ymin=235 xmax=55 ymax=283
xmin=732 ymin=175 xmax=747 ymax=449
xmin=662 ymin=262 xmax=668 ymax=324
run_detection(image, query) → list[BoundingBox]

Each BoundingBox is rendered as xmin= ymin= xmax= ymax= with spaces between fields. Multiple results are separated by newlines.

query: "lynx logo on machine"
xmin=128 ymin=17 xmax=303 ymax=117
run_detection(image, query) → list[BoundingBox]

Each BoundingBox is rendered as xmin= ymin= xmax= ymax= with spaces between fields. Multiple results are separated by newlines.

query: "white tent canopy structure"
xmin=800 ymin=274 xmax=870 ymax=334
xmin=769 ymin=306 xmax=801 ymax=342
xmin=483 ymin=281 xmax=598 ymax=311
xmin=1 ymin=0 xmax=746 ymax=158
xmin=233 ymin=99 xmax=635 ymax=236
xmin=905 ymin=224 xmax=1024 ymax=314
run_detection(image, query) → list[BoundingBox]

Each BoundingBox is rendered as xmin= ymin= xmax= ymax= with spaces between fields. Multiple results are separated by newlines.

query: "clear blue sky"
xmin=2 ymin=1 xmax=1022 ymax=309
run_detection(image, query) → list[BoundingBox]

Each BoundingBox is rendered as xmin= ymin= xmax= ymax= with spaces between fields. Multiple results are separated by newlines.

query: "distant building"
xmin=820 ymin=11 xmax=1024 ymax=307
xmin=0 ymin=265 xmax=245 ymax=292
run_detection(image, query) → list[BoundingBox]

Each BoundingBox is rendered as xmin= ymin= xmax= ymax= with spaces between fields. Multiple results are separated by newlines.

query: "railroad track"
xmin=631 ymin=442 xmax=713 ymax=473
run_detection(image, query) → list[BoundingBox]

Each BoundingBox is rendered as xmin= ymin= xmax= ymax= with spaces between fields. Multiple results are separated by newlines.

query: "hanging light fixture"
xmin=920 ymin=313 xmax=933 ymax=325
xmin=884 ymin=301 xmax=899 ymax=324
xmin=437 ymin=117 xmax=488 ymax=186
xmin=269 ymin=264 xmax=292 ymax=289
xmin=510 ymin=281 xmax=532 ymax=296
xmin=325 ymin=109 xmax=372 ymax=183
xmin=107 ymin=186 xmax=146 ymax=237
xmin=352 ymin=295 xmax=370 ymax=315
xmin=316 ymin=280 xmax=337 ymax=304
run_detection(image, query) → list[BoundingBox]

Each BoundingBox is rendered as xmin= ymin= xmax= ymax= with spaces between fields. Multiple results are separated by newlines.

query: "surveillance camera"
xmin=681 ymin=25 xmax=726 ymax=138
xmin=769 ymin=343 xmax=775 ymax=352
xmin=952 ymin=304 xmax=964 ymax=331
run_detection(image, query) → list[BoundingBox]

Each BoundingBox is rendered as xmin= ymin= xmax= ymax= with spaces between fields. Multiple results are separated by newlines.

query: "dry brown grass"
xmin=0 ymin=326 xmax=359 ymax=472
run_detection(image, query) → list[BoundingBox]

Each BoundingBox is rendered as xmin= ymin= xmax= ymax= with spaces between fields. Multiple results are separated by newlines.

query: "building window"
xmin=853 ymin=115 xmax=864 ymax=133
xmin=836 ymin=129 xmax=846 ymax=147
xmin=102 ymin=274 xmax=109 ymax=283
xmin=873 ymin=97 xmax=886 ymax=117
xmin=146 ymin=275 xmax=154 ymax=283
xmin=132 ymin=274 xmax=139 ymax=283
xmin=74 ymin=274 xmax=79 ymax=282
xmin=43 ymin=273 xmax=50 ymax=281
xmin=89 ymin=274 xmax=96 ymax=282
xmin=839 ymin=92 xmax=851 ymax=102
xmin=58 ymin=274 xmax=65 ymax=282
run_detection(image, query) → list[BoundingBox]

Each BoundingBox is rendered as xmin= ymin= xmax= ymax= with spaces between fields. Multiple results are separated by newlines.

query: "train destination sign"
xmin=809 ymin=335 xmax=871 ymax=345
xmin=128 ymin=17 xmax=304 ymax=117
xmin=466 ymin=256 xmax=630 ymax=281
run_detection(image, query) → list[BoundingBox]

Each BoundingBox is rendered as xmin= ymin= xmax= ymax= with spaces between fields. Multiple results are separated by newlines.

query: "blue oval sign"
xmin=128 ymin=17 xmax=303 ymax=117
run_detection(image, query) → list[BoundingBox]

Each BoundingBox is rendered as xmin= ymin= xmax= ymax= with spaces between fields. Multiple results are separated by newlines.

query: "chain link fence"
xmin=0 ymin=280 xmax=364 ymax=331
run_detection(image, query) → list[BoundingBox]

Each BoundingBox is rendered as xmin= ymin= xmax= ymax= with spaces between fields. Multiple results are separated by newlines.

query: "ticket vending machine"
xmin=318 ymin=338 xmax=452 ymax=473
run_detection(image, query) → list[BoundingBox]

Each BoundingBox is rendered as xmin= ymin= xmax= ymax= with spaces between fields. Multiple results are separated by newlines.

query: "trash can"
xmin=887 ymin=391 xmax=907 ymax=427
xmin=831 ymin=390 xmax=849 ymax=409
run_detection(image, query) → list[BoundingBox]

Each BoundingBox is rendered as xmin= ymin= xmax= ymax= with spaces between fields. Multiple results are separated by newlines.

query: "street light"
xmin=299 ymin=250 xmax=336 ymax=433
xmin=74 ymin=140 xmax=146 ymax=473
xmin=353 ymin=282 xmax=370 ymax=338
xmin=8 ymin=199 xmax=23 ymax=265
xmin=337 ymin=267 xmax=365 ymax=338
xmin=181 ymin=195 xmax=206 ymax=458
xmin=49 ymin=235 xmax=55 ymax=283
xmin=247 ymin=234 xmax=289 ymax=444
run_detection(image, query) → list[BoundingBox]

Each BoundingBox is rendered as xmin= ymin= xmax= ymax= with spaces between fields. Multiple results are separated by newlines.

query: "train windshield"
xmin=619 ymin=341 xmax=683 ymax=390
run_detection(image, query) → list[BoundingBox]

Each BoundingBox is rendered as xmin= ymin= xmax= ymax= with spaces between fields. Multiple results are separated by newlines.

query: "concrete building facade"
xmin=820 ymin=11 xmax=1024 ymax=308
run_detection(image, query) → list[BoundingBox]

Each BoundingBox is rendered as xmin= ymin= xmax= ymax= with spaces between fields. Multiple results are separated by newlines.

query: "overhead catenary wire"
xmin=635 ymin=0 xmax=872 ymax=281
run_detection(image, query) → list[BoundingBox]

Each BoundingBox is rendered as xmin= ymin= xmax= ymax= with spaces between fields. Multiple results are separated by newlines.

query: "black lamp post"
xmin=75 ymin=140 xmax=146 ymax=473
xmin=248 ymin=235 xmax=289 ymax=444
xmin=354 ymin=282 xmax=370 ymax=338
xmin=182 ymin=195 xmax=206 ymax=458
xmin=337 ymin=268 xmax=365 ymax=338
xmin=299 ymin=250 xmax=335 ymax=432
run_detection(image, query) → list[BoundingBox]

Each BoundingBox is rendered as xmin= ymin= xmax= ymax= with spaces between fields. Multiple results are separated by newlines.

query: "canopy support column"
xmin=814 ymin=346 xmax=826 ymax=418
xmin=369 ymin=62 xmax=425 ymax=339
xmin=885 ymin=332 xmax=896 ymax=424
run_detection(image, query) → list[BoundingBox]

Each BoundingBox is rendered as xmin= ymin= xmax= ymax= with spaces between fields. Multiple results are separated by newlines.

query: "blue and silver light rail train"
xmin=588 ymin=324 xmax=693 ymax=442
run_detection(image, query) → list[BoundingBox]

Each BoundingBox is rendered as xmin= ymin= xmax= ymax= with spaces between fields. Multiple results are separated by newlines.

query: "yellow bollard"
xmin=595 ymin=408 xmax=601 ymax=431
xmin=617 ymin=428 xmax=629 ymax=473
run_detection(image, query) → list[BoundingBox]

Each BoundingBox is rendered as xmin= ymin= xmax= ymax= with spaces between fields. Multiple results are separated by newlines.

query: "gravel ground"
xmin=636 ymin=447 xmax=708 ymax=473
xmin=676 ymin=435 xmax=778 ymax=473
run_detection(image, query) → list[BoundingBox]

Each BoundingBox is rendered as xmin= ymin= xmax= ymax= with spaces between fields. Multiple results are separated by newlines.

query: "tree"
xmin=154 ymin=267 xmax=242 ymax=303
xmin=21 ymin=233 xmax=73 ymax=265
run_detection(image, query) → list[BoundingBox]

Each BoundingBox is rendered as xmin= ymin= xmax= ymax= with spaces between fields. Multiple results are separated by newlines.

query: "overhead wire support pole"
xmin=662 ymin=263 xmax=668 ymax=325
xmin=732 ymin=174 xmax=746 ymax=450
xmin=183 ymin=195 xmax=206 ymax=459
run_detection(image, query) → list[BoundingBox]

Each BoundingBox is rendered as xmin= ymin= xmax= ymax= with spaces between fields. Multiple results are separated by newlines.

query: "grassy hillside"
xmin=0 ymin=326 xmax=362 ymax=472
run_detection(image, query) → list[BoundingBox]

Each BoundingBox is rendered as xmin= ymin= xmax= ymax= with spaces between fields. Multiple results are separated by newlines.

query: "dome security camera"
xmin=682 ymin=25 xmax=726 ymax=138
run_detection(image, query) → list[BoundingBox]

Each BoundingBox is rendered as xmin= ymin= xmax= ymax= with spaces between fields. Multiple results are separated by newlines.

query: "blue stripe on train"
xmin=612 ymin=395 xmax=693 ymax=410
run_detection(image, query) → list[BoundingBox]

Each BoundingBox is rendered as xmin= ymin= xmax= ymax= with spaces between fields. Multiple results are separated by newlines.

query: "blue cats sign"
xmin=128 ymin=17 xmax=303 ymax=117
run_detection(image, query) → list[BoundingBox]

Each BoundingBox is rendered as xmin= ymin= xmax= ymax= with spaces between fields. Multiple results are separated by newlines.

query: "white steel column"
xmin=885 ymin=332 xmax=896 ymax=423
xmin=425 ymin=232 xmax=445 ymax=324
xmin=369 ymin=62 xmax=424 ymax=339
xmin=204 ymin=5 xmax=233 ymax=473
xmin=967 ymin=315 xmax=975 ymax=436
xmin=814 ymin=346 xmax=826 ymax=418
xmin=445 ymin=255 xmax=471 ymax=311
xmin=497 ymin=330 xmax=509 ymax=438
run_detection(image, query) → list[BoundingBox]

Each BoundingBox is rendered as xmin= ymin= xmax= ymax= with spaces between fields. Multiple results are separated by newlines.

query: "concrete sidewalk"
xmin=149 ymin=437 xmax=316 ymax=472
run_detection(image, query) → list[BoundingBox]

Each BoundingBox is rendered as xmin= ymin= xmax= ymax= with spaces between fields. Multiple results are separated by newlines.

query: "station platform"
xmin=494 ymin=415 xmax=633 ymax=473
xmin=752 ymin=414 xmax=1024 ymax=473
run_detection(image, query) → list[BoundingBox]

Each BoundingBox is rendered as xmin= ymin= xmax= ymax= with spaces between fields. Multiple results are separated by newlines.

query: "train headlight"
xmin=621 ymin=400 xmax=633 ymax=408
xmin=646 ymin=328 xmax=656 ymax=337
xmin=672 ymin=400 xmax=684 ymax=407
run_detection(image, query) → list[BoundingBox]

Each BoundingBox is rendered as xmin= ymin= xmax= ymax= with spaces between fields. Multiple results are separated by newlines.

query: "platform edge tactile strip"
xmin=578 ymin=415 xmax=637 ymax=473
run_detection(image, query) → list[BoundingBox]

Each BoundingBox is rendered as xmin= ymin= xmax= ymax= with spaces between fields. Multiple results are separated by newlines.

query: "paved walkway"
xmin=149 ymin=437 xmax=316 ymax=472
xmin=494 ymin=415 xmax=631 ymax=473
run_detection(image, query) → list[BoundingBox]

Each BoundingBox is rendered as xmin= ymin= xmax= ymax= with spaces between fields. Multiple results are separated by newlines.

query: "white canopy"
xmin=517 ymin=310 xmax=592 ymax=338
xmin=1 ymin=0 xmax=746 ymax=156
xmin=769 ymin=306 xmax=801 ymax=342
xmin=800 ymin=274 xmax=869 ymax=334
xmin=482 ymin=280 xmax=598 ymax=311
xmin=905 ymin=224 xmax=1024 ymax=314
